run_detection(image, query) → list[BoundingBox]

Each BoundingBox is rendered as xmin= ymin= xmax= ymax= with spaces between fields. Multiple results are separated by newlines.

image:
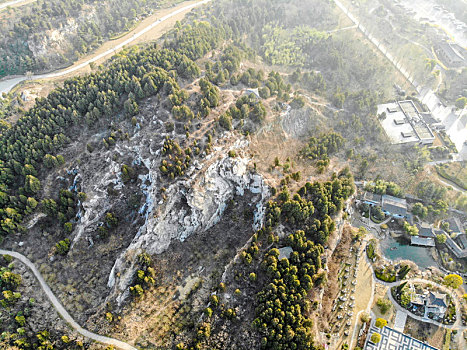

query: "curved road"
xmin=0 ymin=249 xmax=138 ymax=350
xmin=0 ymin=0 xmax=212 ymax=94
xmin=0 ymin=0 xmax=35 ymax=11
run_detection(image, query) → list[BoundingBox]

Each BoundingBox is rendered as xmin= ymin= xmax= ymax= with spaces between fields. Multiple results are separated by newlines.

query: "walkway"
xmin=0 ymin=249 xmax=138 ymax=350
xmin=384 ymin=278 xmax=466 ymax=331
xmin=327 ymin=24 xmax=358 ymax=34
xmin=349 ymin=238 xmax=376 ymax=349
xmin=349 ymin=238 xmax=467 ymax=349
xmin=361 ymin=235 xmax=465 ymax=331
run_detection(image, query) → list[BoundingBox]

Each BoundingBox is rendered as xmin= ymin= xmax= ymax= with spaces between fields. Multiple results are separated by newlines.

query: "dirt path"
xmin=349 ymin=241 xmax=375 ymax=349
xmin=0 ymin=249 xmax=138 ymax=350
xmin=437 ymin=176 xmax=467 ymax=193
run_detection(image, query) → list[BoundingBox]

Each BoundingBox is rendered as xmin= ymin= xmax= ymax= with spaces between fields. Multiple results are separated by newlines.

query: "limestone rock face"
xmin=27 ymin=17 xmax=79 ymax=61
xmin=107 ymin=141 xmax=269 ymax=304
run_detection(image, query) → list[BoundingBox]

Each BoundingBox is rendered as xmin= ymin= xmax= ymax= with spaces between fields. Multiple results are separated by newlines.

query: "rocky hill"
xmin=0 ymin=0 xmax=406 ymax=349
xmin=0 ymin=0 xmax=169 ymax=78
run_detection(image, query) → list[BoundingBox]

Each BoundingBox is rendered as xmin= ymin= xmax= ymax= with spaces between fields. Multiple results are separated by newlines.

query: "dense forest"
xmin=0 ymin=0 xmax=165 ymax=77
xmin=0 ymin=0 xmax=393 ymax=239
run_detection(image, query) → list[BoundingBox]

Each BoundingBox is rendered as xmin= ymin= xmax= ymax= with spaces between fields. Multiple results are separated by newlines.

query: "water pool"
xmin=380 ymin=234 xmax=438 ymax=269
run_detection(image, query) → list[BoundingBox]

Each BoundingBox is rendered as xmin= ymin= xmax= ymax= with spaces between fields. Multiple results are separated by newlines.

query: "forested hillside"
xmin=0 ymin=0 xmax=402 ymax=348
xmin=0 ymin=0 xmax=171 ymax=77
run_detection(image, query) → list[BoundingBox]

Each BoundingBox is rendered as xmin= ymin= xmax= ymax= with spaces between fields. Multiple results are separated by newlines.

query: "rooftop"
xmin=363 ymin=191 xmax=382 ymax=204
xmin=437 ymin=42 xmax=465 ymax=62
xmin=378 ymin=103 xmax=419 ymax=144
xmin=456 ymin=234 xmax=467 ymax=250
xmin=416 ymin=223 xmax=435 ymax=238
xmin=381 ymin=194 xmax=407 ymax=216
xmin=377 ymin=101 xmax=434 ymax=145
xmin=411 ymin=236 xmax=435 ymax=247
xmin=427 ymin=291 xmax=447 ymax=308
xmin=442 ymin=230 xmax=467 ymax=259
xmin=278 ymin=246 xmax=293 ymax=260
xmin=445 ymin=217 xmax=463 ymax=233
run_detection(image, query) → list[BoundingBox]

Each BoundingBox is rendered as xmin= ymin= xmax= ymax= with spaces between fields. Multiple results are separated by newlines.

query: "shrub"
xmin=366 ymin=240 xmax=376 ymax=260
xmin=375 ymin=269 xmax=396 ymax=283
xmin=370 ymin=333 xmax=381 ymax=343
xmin=55 ymin=239 xmax=70 ymax=255
xmin=249 ymin=272 xmax=257 ymax=281
xmin=375 ymin=318 xmax=387 ymax=329
xmin=376 ymin=298 xmax=391 ymax=314
xmin=360 ymin=312 xmax=370 ymax=323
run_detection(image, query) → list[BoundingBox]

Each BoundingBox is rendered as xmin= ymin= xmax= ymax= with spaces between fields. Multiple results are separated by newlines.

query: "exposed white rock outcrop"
xmin=108 ymin=140 xmax=270 ymax=304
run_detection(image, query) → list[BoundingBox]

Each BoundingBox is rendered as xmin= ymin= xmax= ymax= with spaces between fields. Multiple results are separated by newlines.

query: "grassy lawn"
xmin=436 ymin=162 xmax=467 ymax=190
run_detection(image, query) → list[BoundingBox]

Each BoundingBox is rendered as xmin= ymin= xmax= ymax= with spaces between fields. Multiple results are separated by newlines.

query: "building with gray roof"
xmin=377 ymin=100 xmax=435 ymax=146
xmin=435 ymin=43 xmax=465 ymax=68
xmin=416 ymin=223 xmax=435 ymax=239
xmin=381 ymin=195 xmax=407 ymax=218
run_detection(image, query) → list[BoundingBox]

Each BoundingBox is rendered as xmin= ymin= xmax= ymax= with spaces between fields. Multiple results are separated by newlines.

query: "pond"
xmin=380 ymin=234 xmax=438 ymax=269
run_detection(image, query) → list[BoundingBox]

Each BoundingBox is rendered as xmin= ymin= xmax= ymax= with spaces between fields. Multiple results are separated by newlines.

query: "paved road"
xmin=0 ymin=249 xmax=138 ymax=350
xmin=0 ymin=0 xmax=213 ymax=94
xmin=0 ymin=0 xmax=35 ymax=10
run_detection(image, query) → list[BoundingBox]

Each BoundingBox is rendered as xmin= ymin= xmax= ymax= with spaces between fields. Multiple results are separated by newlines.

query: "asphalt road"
xmin=0 ymin=0 xmax=35 ymax=10
xmin=0 ymin=0 xmax=213 ymax=94
xmin=0 ymin=249 xmax=138 ymax=350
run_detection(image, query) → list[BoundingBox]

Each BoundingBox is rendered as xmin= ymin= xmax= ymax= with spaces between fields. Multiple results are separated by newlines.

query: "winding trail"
xmin=0 ymin=0 xmax=212 ymax=94
xmin=0 ymin=249 xmax=138 ymax=350
xmin=437 ymin=175 xmax=467 ymax=193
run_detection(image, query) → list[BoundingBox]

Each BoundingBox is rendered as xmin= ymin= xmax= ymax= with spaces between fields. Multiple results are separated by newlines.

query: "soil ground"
xmin=316 ymin=226 xmax=373 ymax=349
xmin=404 ymin=316 xmax=446 ymax=349
xmin=105 ymin=193 xmax=259 ymax=349
xmin=371 ymin=284 xmax=395 ymax=323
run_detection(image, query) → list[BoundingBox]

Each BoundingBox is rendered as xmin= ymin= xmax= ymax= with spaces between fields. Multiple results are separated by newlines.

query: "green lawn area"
xmin=436 ymin=162 xmax=467 ymax=190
